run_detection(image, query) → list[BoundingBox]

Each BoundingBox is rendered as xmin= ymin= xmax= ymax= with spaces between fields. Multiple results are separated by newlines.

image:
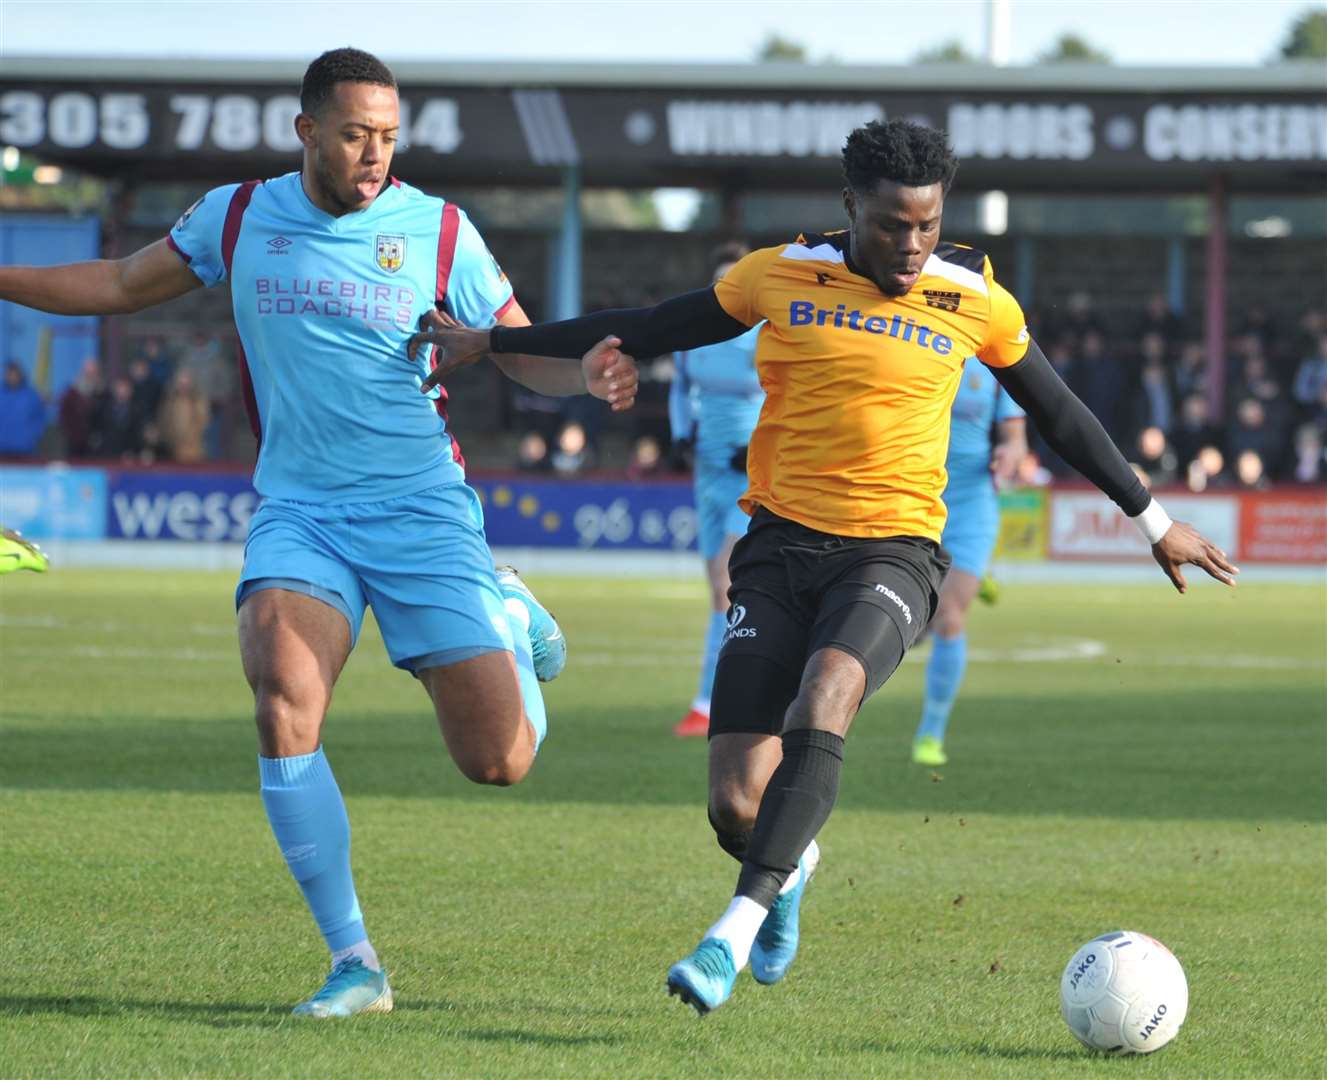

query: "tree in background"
xmin=1038 ymin=32 xmax=1112 ymax=64
xmin=1278 ymin=7 xmax=1327 ymax=59
xmin=913 ymin=40 xmax=975 ymax=63
xmin=757 ymin=34 xmax=808 ymax=62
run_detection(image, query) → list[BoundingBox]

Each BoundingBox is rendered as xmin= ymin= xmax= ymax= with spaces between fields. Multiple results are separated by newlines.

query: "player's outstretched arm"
xmin=410 ymin=286 xmax=748 ymax=390
xmin=0 ymin=238 xmax=202 ymax=316
xmin=991 ymin=340 xmax=1238 ymax=592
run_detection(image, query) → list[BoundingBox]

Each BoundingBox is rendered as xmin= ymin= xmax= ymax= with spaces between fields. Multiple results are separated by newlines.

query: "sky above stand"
xmin=2 ymin=0 xmax=1321 ymax=66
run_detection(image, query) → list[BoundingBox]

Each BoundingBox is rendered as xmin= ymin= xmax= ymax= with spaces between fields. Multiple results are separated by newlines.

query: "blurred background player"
xmin=0 ymin=47 xmax=636 ymax=1020
xmin=668 ymin=242 xmax=764 ymax=737
xmin=911 ymin=357 xmax=1026 ymax=766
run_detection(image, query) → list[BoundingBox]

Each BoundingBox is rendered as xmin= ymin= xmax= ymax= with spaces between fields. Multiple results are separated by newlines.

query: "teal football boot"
xmin=291 ymin=957 xmax=392 ymax=1018
xmin=495 ymin=565 xmax=566 ymax=682
xmin=750 ymin=839 xmax=820 ymax=985
xmin=666 ymin=937 xmax=738 ymax=1016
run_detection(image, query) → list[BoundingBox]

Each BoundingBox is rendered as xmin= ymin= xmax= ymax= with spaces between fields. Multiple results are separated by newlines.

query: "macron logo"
xmin=873 ymin=583 xmax=913 ymax=624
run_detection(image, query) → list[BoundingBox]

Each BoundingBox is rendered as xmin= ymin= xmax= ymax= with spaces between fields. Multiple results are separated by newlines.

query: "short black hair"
xmin=842 ymin=119 xmax=959 ymax=195
xmin=300 ymin=48 xmax=397 ymax=116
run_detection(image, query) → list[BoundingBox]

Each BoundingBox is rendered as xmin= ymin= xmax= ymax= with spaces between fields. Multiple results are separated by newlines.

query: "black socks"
xmin=735 ymin=727 xmax=844 ymax=908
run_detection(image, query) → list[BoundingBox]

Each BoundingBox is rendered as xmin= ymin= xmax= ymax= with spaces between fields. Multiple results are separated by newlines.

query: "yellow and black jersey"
xmin=713 ymin=231 xmax=1030 ymax=542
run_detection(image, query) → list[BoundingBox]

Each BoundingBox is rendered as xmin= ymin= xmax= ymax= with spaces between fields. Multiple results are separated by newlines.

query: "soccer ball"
xmin=1060 ymin=930 xmax=1188 ymax=1054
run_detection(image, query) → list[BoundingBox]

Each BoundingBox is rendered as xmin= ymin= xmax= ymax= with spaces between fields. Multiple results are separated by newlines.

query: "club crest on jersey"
xmin=923 ymin=289 xmax=961 ymax=313
xmin=375 ymin=234 xmax=406 ymax=273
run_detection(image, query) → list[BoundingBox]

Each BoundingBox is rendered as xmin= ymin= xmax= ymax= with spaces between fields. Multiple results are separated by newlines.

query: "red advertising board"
xmin=1239 ymin=492 xmax=1327 ymax=563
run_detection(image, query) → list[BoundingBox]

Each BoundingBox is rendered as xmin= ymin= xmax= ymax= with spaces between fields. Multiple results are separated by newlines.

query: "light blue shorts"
xmin=941 ymin=473 xmax=1000 ymax=578
xmin=695 ymin=463 xmax=751 ymax=559
xmin=236 ymin=482 xmax=514 ymax=673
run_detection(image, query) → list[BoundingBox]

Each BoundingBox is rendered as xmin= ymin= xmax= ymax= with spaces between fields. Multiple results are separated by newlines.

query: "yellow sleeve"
xmin=976 ymin=259 xmax=1030 ymax=369
xmin=712 ymin=247 xmax=775 ymax=328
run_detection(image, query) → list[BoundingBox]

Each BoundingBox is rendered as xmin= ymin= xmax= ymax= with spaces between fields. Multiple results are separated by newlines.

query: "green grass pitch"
xmin=1 ymin=569 xmax=1324 ymax=1078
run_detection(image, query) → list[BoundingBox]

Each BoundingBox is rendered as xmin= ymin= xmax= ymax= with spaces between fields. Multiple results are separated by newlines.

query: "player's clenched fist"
xmin=580 ymin=336 xmax=639 ymax=413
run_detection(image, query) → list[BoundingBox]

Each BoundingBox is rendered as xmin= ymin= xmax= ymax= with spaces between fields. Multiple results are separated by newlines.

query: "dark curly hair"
xmin=300 ymin=48 xmax=397 ymax=116
xmin=842 ymin=119 xmax=959 ymax=194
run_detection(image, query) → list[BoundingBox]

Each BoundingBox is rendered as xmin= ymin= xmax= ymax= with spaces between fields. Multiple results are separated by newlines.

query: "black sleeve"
xmin=490 ymin=287 xmax=749 ymax=359
xmin=989 ymin=339 xmax=1150 ymax=516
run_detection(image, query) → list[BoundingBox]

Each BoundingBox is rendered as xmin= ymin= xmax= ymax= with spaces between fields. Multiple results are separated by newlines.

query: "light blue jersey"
xmin=941 ymin=358 xmax=1024 ymax=577
xmin=946 ymin=357 xmax=1024 ymax=482
xmin=669 ymin=326 xmax=764 ymax=470
xmin=670 ymin=326 xmax=764 ymax=559
xmin=169 ymin=172 xmax=513 ymax=502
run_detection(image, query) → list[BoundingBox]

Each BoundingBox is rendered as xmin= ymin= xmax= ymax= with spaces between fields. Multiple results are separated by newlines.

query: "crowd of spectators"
xmin=3 ymin=294 xmax=1324 ymax=492
xmin=0 ymin=330 xmax=237 ymax=465
xmin=1024 ymin=294 xmax=1326 ymax=491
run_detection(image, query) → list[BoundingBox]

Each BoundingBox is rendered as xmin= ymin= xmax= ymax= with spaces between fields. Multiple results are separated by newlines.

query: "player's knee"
xmin=452 ymin=720 xmax=535 ymax=787
xmin=783 ymin=686 xmax=856 ymax=735
xmin=708 ymin=785 xmax=760 ymax=836
xmin=456 ymin=747 xmax=531 ymax=787
xmin=252 ymin=679 xmax=323 ymax=754
xmin=932 ymin=607 xmax=965 ymax=638
xmin=708 ymin=803 xmax=752 ymax=860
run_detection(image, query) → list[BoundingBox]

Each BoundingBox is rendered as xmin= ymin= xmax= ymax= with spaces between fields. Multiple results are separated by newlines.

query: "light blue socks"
xmin=509 ymin=610 xmax=547 ymax=750
xmin=259 ymin=748 xmax=366 ymax=952
xmin=698 ymin=610 xmax=728 ymax=704
xmin=916 ymin=633 xmax=968 ymax=743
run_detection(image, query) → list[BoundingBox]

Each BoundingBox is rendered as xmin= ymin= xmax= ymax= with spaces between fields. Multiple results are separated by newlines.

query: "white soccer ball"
xmin=1060 ymin=930 xmax=1188 ymax=1054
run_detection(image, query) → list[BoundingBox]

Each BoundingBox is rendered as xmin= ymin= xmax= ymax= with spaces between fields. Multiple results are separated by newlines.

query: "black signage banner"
xmin=2 ymin=80 xmax=1324 ymax=191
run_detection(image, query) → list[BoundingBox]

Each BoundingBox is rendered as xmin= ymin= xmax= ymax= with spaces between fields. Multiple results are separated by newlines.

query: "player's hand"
xmin=989 ymin=442 xmax=1022 ymax=486
xmin=1151 ymin=520 xmax=1239 ymax=593
xmin=581 ymin=336 xmax=638 ymax=412
xmin=410 ymin=315 xmax=491 ymax=392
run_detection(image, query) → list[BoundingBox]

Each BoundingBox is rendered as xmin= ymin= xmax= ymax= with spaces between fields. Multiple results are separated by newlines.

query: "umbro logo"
xmin=282 ymin=843 xmax=317 ymax=863
xmin=923 ymin=289 xmax=961 ymax=313
xmin=815 ymin=272 xmax=835 ymax=286
xmin=266 ymin=236 xmax=292 ymax=254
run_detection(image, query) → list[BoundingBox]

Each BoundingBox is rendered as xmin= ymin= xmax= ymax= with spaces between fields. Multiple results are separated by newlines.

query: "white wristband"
xmin=1132 ymin=499 xmax=1173 ymax=545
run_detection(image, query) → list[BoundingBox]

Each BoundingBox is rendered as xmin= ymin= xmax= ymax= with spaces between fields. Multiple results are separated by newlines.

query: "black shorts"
xmin=710 ymin=506 xmax=950 ymax=737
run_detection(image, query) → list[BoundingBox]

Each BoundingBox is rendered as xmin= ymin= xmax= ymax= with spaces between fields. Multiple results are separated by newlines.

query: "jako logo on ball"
xmin=1069 ymin=953 xmax=1096 ymax=990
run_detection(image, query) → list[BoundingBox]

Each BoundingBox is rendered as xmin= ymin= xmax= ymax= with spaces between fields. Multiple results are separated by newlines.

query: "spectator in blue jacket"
xmin=0 ymin=361 xmax=47 ymax=456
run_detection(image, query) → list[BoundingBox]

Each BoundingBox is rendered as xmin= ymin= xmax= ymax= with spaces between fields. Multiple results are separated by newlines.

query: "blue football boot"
xmin=291 ymin=957 xmax=393 ymax=1018
xmin=495 ymin=565 xmax=566 ymax=682
xmin=666 ymin=937 xmax=738 ymax=1016
xmin=750 ymin=839 xmax=820 ymax=985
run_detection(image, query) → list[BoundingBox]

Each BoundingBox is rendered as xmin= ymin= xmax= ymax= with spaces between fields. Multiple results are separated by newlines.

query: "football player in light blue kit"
xmin=0 ymin=49 xmax=637 ymax=1018
xmin=912 ymin=356 xmax=1026 ymax=766
xmin=668 ymin=243 xmax=764 ymax=737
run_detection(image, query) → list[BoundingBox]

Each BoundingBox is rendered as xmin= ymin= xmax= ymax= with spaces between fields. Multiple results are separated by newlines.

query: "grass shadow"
xmin=2 ymin=684 xmax=1324 ymax=822
xmin=0 ymin=993 xmax=288 ymax=1029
